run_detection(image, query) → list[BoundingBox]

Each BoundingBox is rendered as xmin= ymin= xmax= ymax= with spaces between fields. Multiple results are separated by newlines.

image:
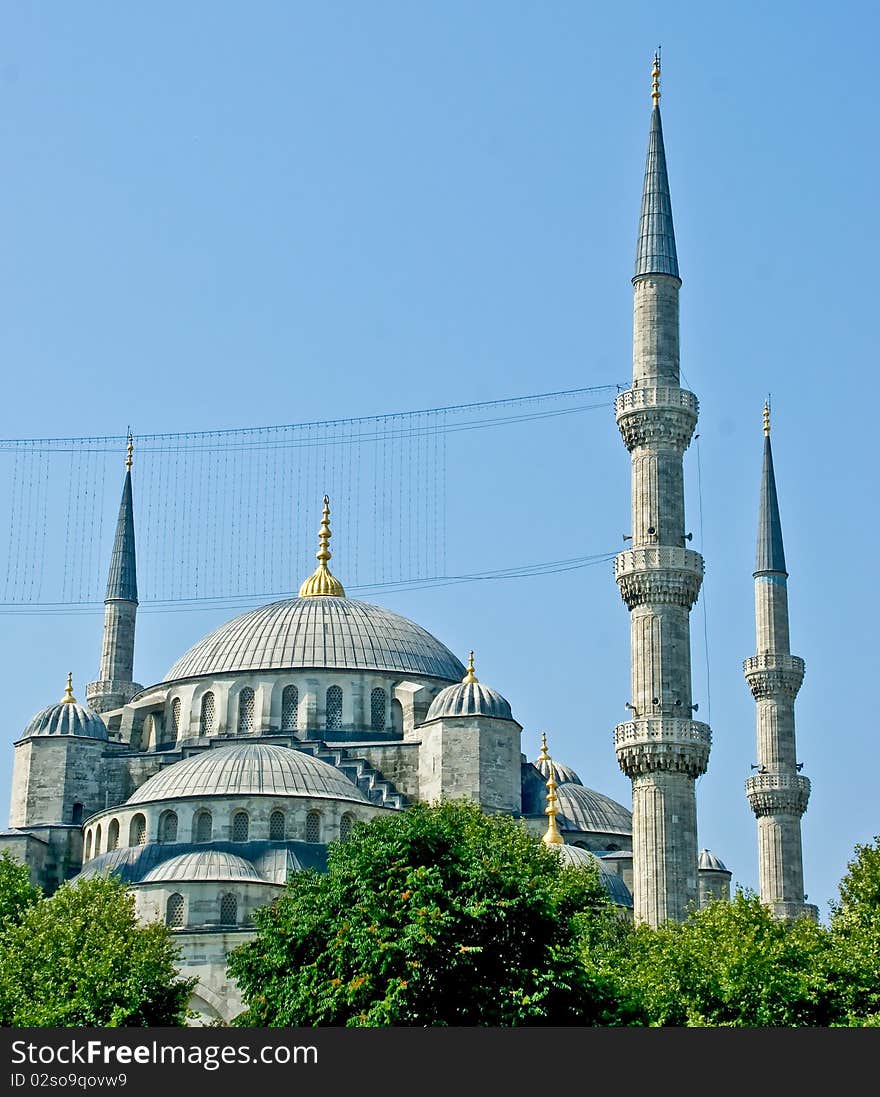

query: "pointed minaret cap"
xmin=634 ymin=49 xmax=680 ymax=281
xmin=755 ymin=401 xmax=788 ymax=577
xmin=299 ymin=496 xmax=346 ymax=597
xmin=542 ymin=737 xmax=564 ymax=846
xmin=105 ymin=434 xmax=138 ymax=604
xmin=61 ymin=672 xmax=76 ymax=704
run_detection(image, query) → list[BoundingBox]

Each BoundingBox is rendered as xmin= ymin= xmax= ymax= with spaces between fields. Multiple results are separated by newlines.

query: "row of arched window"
xmin=165 ymin=892 xmax=239 ymax=928
xmin=84 ymin=807 xmax=357 ymax=859
xmin=167 ymin=685 xmax=388 ymax=736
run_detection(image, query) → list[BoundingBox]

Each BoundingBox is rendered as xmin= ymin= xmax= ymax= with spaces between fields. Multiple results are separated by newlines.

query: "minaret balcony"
xmin=743 ymin=653 xmax=805 ymax=700
xmin=614 ymin=717 xmax=711 ymax=778
xmin=615 ymin=546 xmax=704 ymax=609
xmin=745 ymin=772 xmax=811 ymax=817
xmin=615 ymin=387 xmax=698 ymax=452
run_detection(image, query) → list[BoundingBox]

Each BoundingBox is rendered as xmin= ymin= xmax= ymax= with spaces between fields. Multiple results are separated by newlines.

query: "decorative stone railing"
xmin=745 ymin=772 xmax=811 ymax=817
xmin=615 ymin=387 xmax=699 ymax=416
xmin=743 ymin=654 xmax=805 ymax=699
xmin=614 ymin=546 xmax=704 ymax=609
xmin=614 ymin=718 xmax=711 ymax=778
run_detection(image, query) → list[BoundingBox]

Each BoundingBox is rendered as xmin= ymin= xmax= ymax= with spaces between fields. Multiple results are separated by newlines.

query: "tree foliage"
xmin=826 ymin=836 xmax=880 ymax=1025
xmin=0 ymin=850 xmax=41 ymax=927
xmin=229 ymin=799 xmax=620 ymax=1026
xmin=0 ymin=874 xmax=194 ymax=1026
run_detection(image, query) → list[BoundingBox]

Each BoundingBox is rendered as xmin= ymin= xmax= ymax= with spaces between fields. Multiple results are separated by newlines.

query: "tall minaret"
xmin=86 ymin=434 xmax=143 ymax=713
xmin=613 ymin=53 xmax=711 ymax=925
xmin=744 ymin=405 xmax=817 ymax=921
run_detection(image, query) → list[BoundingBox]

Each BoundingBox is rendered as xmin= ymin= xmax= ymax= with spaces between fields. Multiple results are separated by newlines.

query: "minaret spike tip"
xmin=763 ymin=398 xmax=771 ymax=437
xmin=299 ymin=495 xmax=346 ymax=597
xmin=651 ymin=47 xmax=661 ymax=107
xmin=62 ymin=672 xmax=76 ymax=705
xmin=462 ymin=650 xmax=478 ymax=684
xmin=125 ymin=430 xmax=134 ymax=471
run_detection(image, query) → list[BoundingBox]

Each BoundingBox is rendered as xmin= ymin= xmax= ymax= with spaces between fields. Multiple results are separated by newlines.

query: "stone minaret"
xmin=744 ymin=405 xmax=817 ymax=921
xmin=613 ymin=54 xmax=711 ymax=926
xmin=86 ymin=434 xmax=143 ymax=713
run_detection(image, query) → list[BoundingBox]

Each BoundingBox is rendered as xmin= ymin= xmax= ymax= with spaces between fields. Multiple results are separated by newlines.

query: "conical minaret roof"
xmin=754 ymin=404 xmax=787 ymax=577
xmin=634 ymin=52 xmax=679 ymax=280
xmin=106 ymin=438 xmax=138 ymax=603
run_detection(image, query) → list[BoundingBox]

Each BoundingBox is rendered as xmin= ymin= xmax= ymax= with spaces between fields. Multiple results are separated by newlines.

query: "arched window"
xmin=84 ymin=830 xmax=92 ymax=860
xmin=194 ymin=810 xmax=213 ymax=843
xmin=159 ymin=810 xmax=178 ymax=843
xmin=340 ymin=813 xmax=355 ymax=842
xmin=94 ymin=824 xmax=103 ymax=856
xmin=166 ymin=893 xmax=185 ymax=928
xmin=281 ymin=685 xmax=298 ymax=731
xmin=200 ymin=692 xmax=215 ymax=735
xmin=269 ymin=810 xmax=286 ymax=841
xmin=370 ymin=688 xmax=386 ymax=732
xmin=71 ymin=802 xmax=84 ymax=826
xmin=231 ymin=811 xmax=249 ymax=842
xmin=171 ymin=697 xmax=181 ymax=736
xmin=108 ymin=818 xmax=120 ymax=850
xmin=391 ymin=698 xmax=404 ymax=735
xmin=237 ymin=688 xmax=255 ymax=734
xmin=305 ymin=811 xmax=321 ymax=843
xmin=129 ymin=814 xmax=147 ymax=846
xmin=326 ymin=685 xmax=343 ymax=730
xmin=219 ymin=893 xmax=237 ymax=925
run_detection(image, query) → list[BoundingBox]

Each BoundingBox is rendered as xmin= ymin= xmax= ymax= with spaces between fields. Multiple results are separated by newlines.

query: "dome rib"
xmin=22 ymin=701 xmax=108 ymax=741
xmin=142 ymin=850 xmax=260 ymax=884
xmin=126 ymin=743 xmax=370 ymax=805
xmin=555 ymin=783 xmax=632 ymax=836
xmin=164 ymin=597 xmax=465 ymax=682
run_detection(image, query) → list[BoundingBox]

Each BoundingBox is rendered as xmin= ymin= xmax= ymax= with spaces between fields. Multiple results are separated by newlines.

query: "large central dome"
xmin=164 ymin=597 xmax=466 ymax=682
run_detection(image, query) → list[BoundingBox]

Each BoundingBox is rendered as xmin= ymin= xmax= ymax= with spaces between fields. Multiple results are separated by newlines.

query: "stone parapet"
xmin=615 ymin=546 xmax=704 ymax=609
xmin=767 ymin=901 xmax=819 ymax=923
xmin=616 ymin=386 xmax=698 ymax=452
xmin=743 ymin=653 xmax=805 ymax=700
xmin=745 ymin=772 xmax=811 ymax=817
xmin=86 ymin=679 xmax=143 ymax=714
xmin=614 ymin=718 xmax=711 ymax=778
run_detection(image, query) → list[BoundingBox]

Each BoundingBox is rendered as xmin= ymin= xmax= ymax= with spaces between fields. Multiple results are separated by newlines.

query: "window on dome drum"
xmin=166 ymin=893 xmax=185 ymax=928
xmin=326 ymin=685 xmax=343 ymax=730
xmin=219 ymin=893 xmax=237 ymax=925
xmin=159 ymin=811 xmax=178 ymax=843
xmin=306 ymin=811 xmax=321 ymax=843
xmin=200 ymin=692 xmax=215 ymax=735
xmin=237 ymin=688 xmax=255 ymax=734
xmin=84 ymin=831 xmax=92 ymax=860
xmin=194 ymin=810 xmax=213 ymax=844
xmin=232 ymin=811 xmax=249 ymax=842
xmin=339 ymin=813 xmax=354 ymax=842
xmin=95 ymin=824 xmax=102 ymax=855
xmin=130 ymin=814 xmax=147 ymax=846
xmin=108 ymin=818 xmax=120 ymax=850
xmin=171 ymin=697 xmax=181 ymax=736
xmin=71 ymin=802 xmax=84 ymax=826
xmin=281 ymin=685 xmax=298 ymax=731
xmin=269 ymin=810 xmax=286 ymax=841
xmin=370 ymin=688 xmax=386 ymax=732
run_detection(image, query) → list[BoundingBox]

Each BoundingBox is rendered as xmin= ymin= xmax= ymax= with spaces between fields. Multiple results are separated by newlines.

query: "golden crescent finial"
xmin=299 ymin=496 xmax=346 ymax=597
xmin=538 ymin=732 xmax=550 ymax=763
xmin=763 ymin=398 xmax=771 ymax=437
xmin=462 ymin=650 xmax=478 ymax=684
xmin=61 ymin=672 xmax=76 ymax=704
xmin=542 ymin=755 xmax=564 ymax=846
xmin=125 ymin=430 xmax=134 ymax=471
xmin=652 ymin=48 xmax=661 ymax=107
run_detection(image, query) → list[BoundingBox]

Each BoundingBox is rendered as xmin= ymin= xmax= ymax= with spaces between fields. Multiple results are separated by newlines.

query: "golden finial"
xmin=298 ymin=495 xmax=346 ymax=598
xmin=542 ymin=754 xmax=564 ymax=846
xmin=462 ymin=650 xmax=478 ymax=685
xmin=61 ymin=672 xmax=76 ymax=705
xmin=652 ymin=48 xmax=661 ymax=107
xmin=763 ymin=399 xmax=771 ymax=437
xmin=125 ymin=430 xmax=134 ymax=471
xmin=538 ymin=731 xmax=550 ymax=763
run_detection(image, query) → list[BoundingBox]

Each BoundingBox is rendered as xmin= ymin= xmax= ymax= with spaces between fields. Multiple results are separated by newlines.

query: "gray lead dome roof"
xmin=22 ymin=701 xmax=108 ymax=741
xmin=425 ymin=681 xmax=513 ymax=722
xmin=126 ymin=743 xmax=369 ymax=805
xmin=555 ymin=784 xmax=632 ymax=837
xmin=164 ymin=597 xmax=466 ymax=682
xmin=142 ymin=850 xmax=261 ymax=883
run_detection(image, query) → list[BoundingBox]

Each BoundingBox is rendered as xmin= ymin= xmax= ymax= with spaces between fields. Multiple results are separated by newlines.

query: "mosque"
xmin=0 ymin=58 xmax=814 ymax=1023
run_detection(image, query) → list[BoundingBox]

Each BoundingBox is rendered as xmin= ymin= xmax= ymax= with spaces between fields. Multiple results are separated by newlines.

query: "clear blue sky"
xmin=1 ymin=1 xmax=877 ymax=919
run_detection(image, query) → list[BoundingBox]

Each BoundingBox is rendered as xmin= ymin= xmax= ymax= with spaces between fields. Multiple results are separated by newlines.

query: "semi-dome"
xmin=555 ymin=783 xmax=632 ymax=836
xmin=142 ymin=850 xmax=261 ymax=884
xmin=533 ymin=756 xmax=582 ymax=786
xmin=164 ymin=597 xmax=465 ymax=682
xmin=22 ymin=677 xmax=108 ymax=741
xmin=126 ymin=742 xmax=370 ymax=805
xmin=698 ymin=849 xmax=730 ymax=873
xmin=424 ymin=652 xmax=513 ymax=722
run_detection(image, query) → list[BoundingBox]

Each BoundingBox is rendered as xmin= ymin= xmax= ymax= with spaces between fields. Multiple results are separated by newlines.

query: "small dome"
xmin=142 ymin=850 xmax=261 ymax=884
xmin=555 ymin=784 xmax=632 ymax=836
xmin=698 ymin=848 xmax=730 ymax=874
xmin=126 ymin=743 xmax=369 ymax=805
xmin=533 ymin=756 xmax=582 ymax=786
xmin=552 ymin=844 xmax=633 ymax=909
xmin=22 ymin=700 xmax=108 ymax=741
xmin=425 ymin=680 xmax=513 ymax=722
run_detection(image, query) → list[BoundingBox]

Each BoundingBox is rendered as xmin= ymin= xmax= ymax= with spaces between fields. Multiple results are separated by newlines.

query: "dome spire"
xmin=652 ymin=47 xmax=661 ymax=107
xmin=542 ymin=736 xmax=564 ymax=846
xmin=61 ymin=672 xmax=76 ymax=704
xmin=538 ymin=730 xmax=550 ymax=763
xmin=462 ymin=650 xmax=478 ymax=684
xmin=299 ymin=495 xmax=346 ymax=598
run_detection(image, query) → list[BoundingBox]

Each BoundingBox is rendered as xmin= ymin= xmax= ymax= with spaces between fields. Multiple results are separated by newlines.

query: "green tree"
xmin=826 ymin=836 xmax=880 ymax=1025
xmin=0 ymin=874 xmax=194 ymax=1026
xmin=0 ymin=851 xmax=41 ymax=926
xmin=229 ymin=799 xmax=619 ymax=1026
xmin=602 ymin=891 xmax=838 ymax=1026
